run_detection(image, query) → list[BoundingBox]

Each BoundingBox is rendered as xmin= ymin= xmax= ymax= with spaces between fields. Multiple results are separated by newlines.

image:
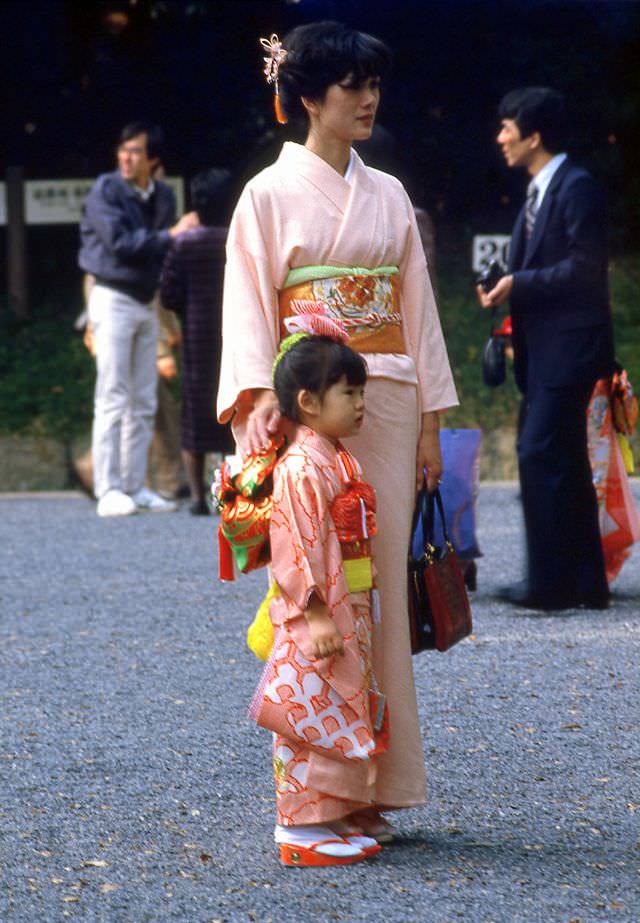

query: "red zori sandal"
xmin=275 ymin=824 xmax=377 ymax=867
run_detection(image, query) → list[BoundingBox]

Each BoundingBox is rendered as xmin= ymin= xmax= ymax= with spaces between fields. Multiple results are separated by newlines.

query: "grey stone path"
xmin=1 ymin=485 xmax=638 ymax=923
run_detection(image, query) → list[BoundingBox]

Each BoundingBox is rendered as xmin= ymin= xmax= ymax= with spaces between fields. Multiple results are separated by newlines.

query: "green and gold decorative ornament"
xmin=216 ymin=434 xmax=285 ymax=580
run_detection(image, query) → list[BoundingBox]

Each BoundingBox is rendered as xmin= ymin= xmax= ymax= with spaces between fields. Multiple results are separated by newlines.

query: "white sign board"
xmin=0 ymin=177 xmax=185 ymax=225
xmin=472 ymin=235 xmax=511 ymax=273
xmin=25 ymin=180 xmax=95 ymax=224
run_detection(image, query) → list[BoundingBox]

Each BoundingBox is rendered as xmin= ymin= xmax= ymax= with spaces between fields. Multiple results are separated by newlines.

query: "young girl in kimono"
xmin=218 ymin=21 xmax=458 ymax=842
xmin=252 ymin=323 xmax=389 ymax=866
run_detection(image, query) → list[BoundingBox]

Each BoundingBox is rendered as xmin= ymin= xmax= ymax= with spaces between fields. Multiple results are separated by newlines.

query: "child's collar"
xmin=294 ymin=423 xmax=342 ymax=458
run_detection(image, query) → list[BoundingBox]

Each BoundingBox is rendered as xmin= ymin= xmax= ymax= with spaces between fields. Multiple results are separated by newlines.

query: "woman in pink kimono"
xmin=218 ymin=21 xmax=458 ymax=842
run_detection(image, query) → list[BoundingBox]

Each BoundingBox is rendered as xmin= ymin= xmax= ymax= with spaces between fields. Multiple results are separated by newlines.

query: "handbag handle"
xmin=425 ymin=485 xmax=451 ymax=549
xmin=411 ymin=479 xmax=451 ymax=562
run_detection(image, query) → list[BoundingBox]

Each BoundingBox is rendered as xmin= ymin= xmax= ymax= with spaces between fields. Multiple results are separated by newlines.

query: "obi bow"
xmin=283 ymin=300 xmax=349 ymax=344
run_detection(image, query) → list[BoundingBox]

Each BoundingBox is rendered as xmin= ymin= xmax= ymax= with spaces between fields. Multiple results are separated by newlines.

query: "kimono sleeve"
xmin=216 ymin=185 xmax=280 ymax=424
xmin=398 ymin=189 xmax=458 ymax=414
xmin=270 ymin=462 xmax=341 ymax=618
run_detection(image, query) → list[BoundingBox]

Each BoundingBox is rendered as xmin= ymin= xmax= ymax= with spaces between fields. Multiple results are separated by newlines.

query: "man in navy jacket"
xmin=79 ymin=122 xmax=198 ymax=516
xmin=479 ymin=87 xmax=614 ymax=610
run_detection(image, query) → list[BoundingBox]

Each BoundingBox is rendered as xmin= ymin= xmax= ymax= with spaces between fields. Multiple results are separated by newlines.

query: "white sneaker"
xmin=130 ymin=486 xmax=177 ymax=513
xmin=96 ymin=489 xmax=138 ymax=518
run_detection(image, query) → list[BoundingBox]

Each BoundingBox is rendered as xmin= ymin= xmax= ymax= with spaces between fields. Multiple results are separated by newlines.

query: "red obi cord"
xmin=330 ymin=480 xmax=377 ymax=545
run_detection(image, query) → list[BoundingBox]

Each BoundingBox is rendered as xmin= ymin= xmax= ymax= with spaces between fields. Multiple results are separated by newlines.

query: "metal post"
xmin=6 ymin=166 xmax=28 ymax=317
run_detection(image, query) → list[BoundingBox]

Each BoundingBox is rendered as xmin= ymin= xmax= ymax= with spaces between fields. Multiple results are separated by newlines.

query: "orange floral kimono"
xmin=250 ymin=425 xmax=386 ymax=826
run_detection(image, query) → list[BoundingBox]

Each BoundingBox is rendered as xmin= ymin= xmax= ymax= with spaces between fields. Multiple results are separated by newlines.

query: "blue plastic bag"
xmin=412 ymin=428 xmax=482 ymax=561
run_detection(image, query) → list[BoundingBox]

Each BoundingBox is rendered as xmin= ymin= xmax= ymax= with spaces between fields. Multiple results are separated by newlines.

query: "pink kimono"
xmin=254 ymin=426 xmax=383 ymax=825
xmin=218 ymin=143 xmax=458 ymax=810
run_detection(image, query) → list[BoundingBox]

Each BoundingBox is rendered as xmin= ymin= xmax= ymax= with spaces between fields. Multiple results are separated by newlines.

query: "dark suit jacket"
xmin=508 ymin=159 xmax=614 ymax=392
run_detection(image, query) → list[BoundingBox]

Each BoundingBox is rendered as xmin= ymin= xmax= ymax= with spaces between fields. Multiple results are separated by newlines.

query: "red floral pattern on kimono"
xmin=257 ymin=425 xmax=383 ymax=826
xmin=588 ymin=379 xmax=640 ymax=581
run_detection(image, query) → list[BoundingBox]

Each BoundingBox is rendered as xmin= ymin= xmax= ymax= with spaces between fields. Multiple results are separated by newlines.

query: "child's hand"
xmin=307 ymin=614 xmax=344 ymax=659
xmin=304 ymin=594 xmax=344 ymax=659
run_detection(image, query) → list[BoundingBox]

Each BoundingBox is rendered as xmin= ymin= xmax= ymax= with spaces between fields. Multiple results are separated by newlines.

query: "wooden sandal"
xmin=279 ymin=838 xmax=368 ymax=867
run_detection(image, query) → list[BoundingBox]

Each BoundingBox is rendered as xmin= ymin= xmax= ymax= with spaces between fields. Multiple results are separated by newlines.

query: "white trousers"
xmin=89 ymin=284 xmax=158 ymax=499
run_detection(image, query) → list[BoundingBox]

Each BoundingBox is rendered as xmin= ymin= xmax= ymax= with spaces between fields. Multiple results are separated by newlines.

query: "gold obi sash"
xmin=279 ymin=265 xmax=405 ymax=354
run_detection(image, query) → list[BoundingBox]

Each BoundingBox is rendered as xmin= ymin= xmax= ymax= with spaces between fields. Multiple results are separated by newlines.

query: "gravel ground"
xmin=1 ymin=484 xmax=638 ymax=923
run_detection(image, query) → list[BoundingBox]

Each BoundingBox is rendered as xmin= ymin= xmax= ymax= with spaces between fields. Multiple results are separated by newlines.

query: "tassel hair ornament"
xmin=259 ymin=33 xmax=288 ymax=125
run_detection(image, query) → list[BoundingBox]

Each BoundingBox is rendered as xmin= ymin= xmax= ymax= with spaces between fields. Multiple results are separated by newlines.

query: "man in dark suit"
xmin=479 ymin=87 xmax=614 ymax=610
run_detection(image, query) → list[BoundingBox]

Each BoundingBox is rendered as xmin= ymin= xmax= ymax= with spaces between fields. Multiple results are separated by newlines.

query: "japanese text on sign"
xmin=0 ymin=178 xmax=185 ymax=225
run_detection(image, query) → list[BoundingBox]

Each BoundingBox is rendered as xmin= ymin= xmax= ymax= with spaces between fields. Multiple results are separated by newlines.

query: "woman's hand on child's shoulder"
xmin=248 ymin=388 xmax=282 ymax=453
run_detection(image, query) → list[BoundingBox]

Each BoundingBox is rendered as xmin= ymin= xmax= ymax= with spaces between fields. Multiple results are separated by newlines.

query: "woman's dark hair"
xmin=274 ymin=336 xmax=367 ymax=422
xmin=498 ymin=87 xmax=567 ymax=154
xmin=279 ymin=21 xmax=391 ymax=122
xmin=190 ymin=168 xmax=233 ymax=225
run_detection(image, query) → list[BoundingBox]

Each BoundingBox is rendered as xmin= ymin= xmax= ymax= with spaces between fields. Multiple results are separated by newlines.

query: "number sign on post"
xmin=472 ymin=235 xmax=511 ymax=273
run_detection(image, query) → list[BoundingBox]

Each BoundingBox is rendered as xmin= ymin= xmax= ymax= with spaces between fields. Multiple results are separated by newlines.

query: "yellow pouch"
xmin=617 ymin=432 xmax=635 ymax=474
xmin=247 ymin=582 xmax=279 ymax=661
xmin=343 ymin=557 xmax=373 ymax=593
xmin=616 ymin=433 xmax=634 ymax=474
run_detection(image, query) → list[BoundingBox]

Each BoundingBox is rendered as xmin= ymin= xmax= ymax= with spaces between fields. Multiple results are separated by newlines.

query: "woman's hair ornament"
xmin=259 ymin=33 xmax=288 ymax=125
xmin=284 ymin=300 xmax=349 ymax=343
xmin=272 ymin=301 xmax=349 ymax=380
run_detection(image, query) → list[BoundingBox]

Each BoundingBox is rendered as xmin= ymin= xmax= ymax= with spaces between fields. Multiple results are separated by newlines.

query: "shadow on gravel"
xmin=482 ymin=600 xmax=636 ymax=619
xmin=381 ymin=829 xmax=625 ymax=867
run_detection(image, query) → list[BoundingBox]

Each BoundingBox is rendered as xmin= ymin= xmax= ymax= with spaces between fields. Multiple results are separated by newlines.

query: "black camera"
xmin=476 ymin=259 xmax=505 ymax=294
xmin=476 ymin=259 xmax=507 ymax=387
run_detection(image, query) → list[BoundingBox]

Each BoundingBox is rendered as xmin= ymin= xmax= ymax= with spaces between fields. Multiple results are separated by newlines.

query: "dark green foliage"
xmin=436 ymin=254 xmax=521 ymax=430
xmin=2 ymin=254 xmax=638 ymax=442
xmin=0 ymin=306 xmax=95 ymax=442
xmin=0 ymin=254 xmax=640 ymax=444
xmin=438 ymin=252 xmax=640 ymax=430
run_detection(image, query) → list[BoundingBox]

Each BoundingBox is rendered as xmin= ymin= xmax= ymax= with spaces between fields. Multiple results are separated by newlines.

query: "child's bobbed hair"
xmin=273 ymin=336 xmax=367 ymax=422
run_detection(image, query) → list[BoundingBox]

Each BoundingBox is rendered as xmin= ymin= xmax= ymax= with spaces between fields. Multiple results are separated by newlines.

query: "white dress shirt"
xmin=531 ymin=153 xmax=567 ymax=208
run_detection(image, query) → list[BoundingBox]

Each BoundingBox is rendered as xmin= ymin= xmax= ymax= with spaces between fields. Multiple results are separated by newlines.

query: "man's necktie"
xmin=525 ymin=180 xmax=538 ymax=239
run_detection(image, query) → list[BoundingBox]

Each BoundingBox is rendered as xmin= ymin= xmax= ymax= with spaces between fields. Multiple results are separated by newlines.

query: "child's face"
xmin=300 ymin=376 xmax=365 ymax=441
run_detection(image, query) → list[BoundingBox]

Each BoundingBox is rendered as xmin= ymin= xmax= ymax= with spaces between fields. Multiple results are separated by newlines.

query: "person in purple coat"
xmin=160 ymin=169 xmax=234 ymax=514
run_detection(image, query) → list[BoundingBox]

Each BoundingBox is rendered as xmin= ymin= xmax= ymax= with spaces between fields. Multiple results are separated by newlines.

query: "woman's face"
xmin=305 ymin=75 xmax=381 ymax=143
